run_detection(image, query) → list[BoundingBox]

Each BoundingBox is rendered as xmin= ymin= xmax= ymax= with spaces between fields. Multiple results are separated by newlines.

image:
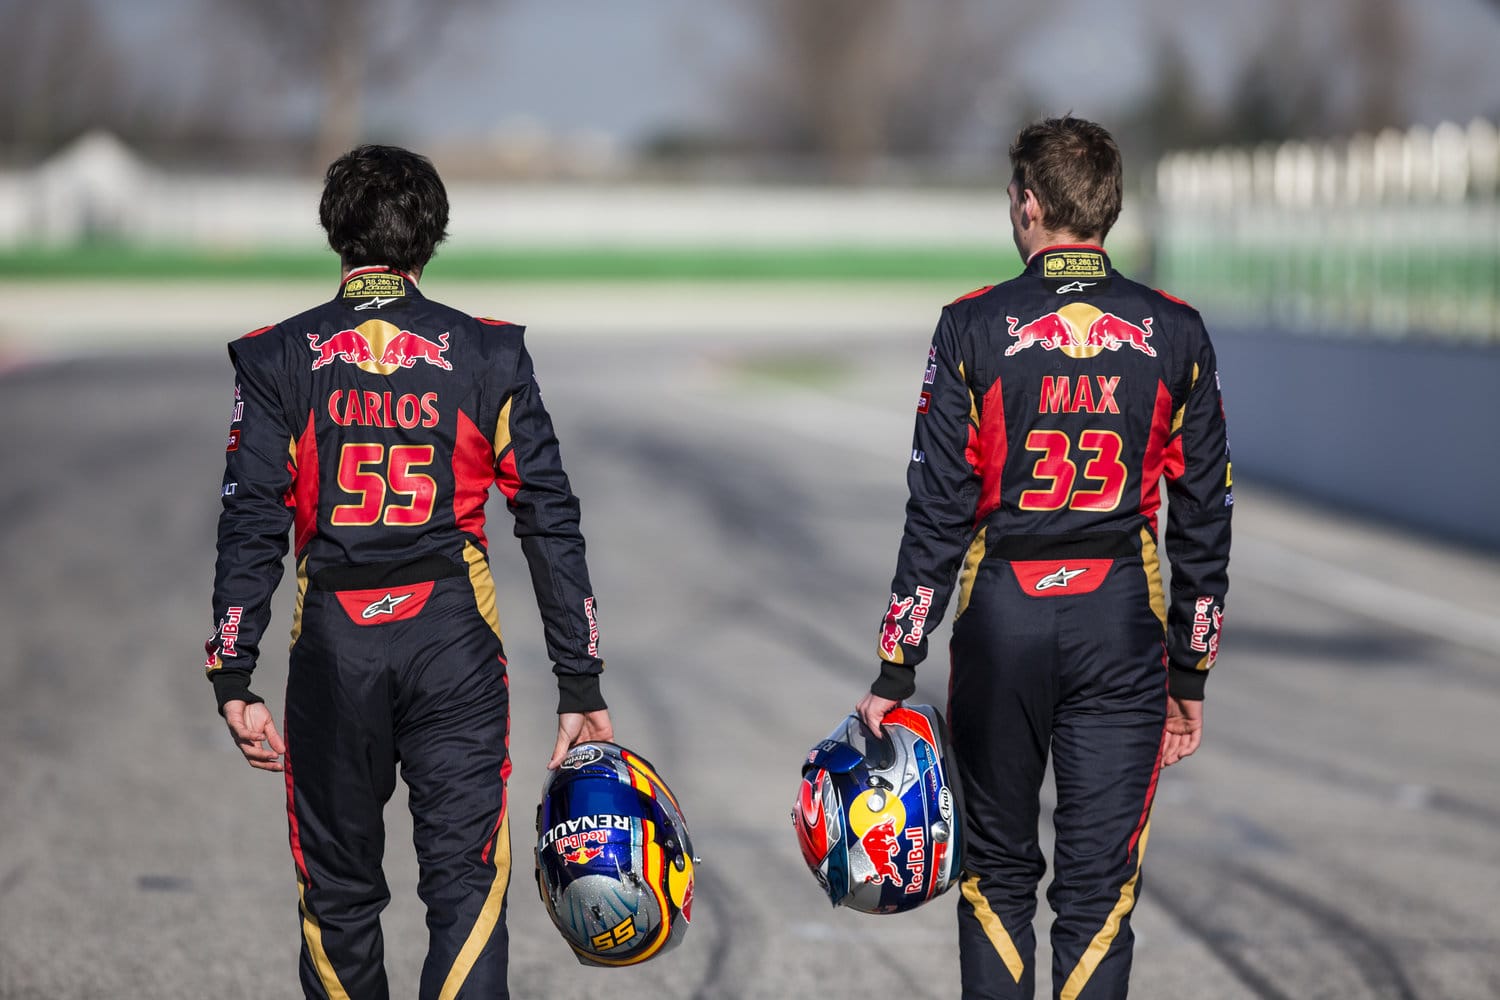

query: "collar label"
xmin=1041 ymin=251 xmax=1106 ymax=280
xmin=343 ymin=273 xmax=407 ymax=299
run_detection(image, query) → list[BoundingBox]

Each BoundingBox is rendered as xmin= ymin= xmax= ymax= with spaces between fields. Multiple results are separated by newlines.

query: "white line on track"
xmin=715 ymin=382 xmax=1500 ymax=657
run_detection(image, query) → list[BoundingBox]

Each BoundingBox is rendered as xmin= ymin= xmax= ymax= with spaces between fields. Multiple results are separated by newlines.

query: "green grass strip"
xmin=0 ymin=243 xmax=1120 ymax=284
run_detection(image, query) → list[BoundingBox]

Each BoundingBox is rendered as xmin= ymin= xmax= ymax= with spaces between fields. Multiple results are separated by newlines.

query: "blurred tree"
xmin=1126 ymin=0 xmax=1413 ymax=160
xmin=218 ymin=0 xmax=490 ymax=170
xmin=0 ymin=0 xmax=131 ymax=160
xmin=729 ymin=0 xmax=1031 ymax=181
xmin=1117 ymin=39 xmax=1214 ymax=172
xmin=1347 ymin=0 xmax=1408 ymax=132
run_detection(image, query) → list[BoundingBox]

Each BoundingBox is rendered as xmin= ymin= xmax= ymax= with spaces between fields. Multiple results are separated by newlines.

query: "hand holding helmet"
xmin=793 ymin=705 xmax=964 ymax=914
xmin=535 ymin=742 xmax=696 ymax=966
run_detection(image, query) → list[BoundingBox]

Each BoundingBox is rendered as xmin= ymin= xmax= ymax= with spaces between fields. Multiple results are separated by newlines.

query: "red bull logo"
xmin=879 ymin=593 xmax=914 ymax=657
xmin=563 ymin=845 xmax=606 ymax=866
xmin=1004 ymin=312 xmax=1074 ymax=356
xmin=861 ymin=817 xmax=903 ymax=887
xmin=1004 ymin=303 xmax=1156 ymax=360
xmin=380 ymin=330 xmax=452 ymax=370
xmin=1085 ymin=313 xmax=1156 ymax=357
xmin=308 ymin=329 xmax=375 ymax=369
xmin=306 ymin=320 xmax=454 ymax=375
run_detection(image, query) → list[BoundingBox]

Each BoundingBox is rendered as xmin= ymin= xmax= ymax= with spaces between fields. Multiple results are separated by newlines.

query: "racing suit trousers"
xmin=949 ymin=549 xmax=1166 ymax=1000
xmin=284 ymin=573 xmax=513 ymax=1000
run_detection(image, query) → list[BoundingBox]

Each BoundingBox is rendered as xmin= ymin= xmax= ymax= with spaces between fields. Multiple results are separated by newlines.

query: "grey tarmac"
xmin=2 ymin=317 xmax=1497 ymax=1000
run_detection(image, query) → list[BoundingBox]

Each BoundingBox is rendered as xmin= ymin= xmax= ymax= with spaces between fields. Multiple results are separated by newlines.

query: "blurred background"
xmin=2 ymin=1 xmax=1499 ymax=998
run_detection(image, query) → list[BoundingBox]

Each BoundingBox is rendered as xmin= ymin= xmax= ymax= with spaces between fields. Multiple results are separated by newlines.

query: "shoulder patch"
xmin=949 ymin=284 xmax=994 ymax=305
xmin=240 ymin=325 xmax=275 ymax=339
xmin=1154 ymin=289 xmax=1197 ymax=310
xmin=476 ymin=317 xmax=516 ymax=327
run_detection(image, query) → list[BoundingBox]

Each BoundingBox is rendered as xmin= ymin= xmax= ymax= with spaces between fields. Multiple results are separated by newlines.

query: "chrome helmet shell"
xmin=793 ymin=705 xmax=964 ymax=913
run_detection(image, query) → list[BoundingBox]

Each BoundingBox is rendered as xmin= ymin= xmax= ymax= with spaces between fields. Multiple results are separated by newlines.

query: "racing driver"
xmin=857 ymin=116 xmax=1232 ymax=998
xmin=203 ymin=144 xmax=613 ymax=999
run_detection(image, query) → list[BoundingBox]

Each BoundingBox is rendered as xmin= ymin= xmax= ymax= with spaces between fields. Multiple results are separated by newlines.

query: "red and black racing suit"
xmin=205 ymin=266 xmax=605 ymax=1000
xmin=872 ymin=246 xmax=1231 ymax=999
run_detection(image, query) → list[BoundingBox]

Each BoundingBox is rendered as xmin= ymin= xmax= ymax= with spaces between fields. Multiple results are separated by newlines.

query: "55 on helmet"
xmin=793 ymin=705 xmax=964 ymax=914
xmin=535 ymin=742 xmax=696 ymax=966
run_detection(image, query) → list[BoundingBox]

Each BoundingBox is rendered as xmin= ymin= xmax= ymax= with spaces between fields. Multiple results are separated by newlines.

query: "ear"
xmin=1019 ymin=188 xmax=1045 ymax=229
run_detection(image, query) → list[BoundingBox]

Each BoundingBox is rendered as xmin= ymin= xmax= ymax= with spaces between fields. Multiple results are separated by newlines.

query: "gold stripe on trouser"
xmin=296 ymin=876 xmax=353 ymax=1000
xmin=954 ymin=527 xmax=989 ymax=621
xmin=1059 ymin=820 xmax=1153 ymax=1000
xmin=960 ymin=875 xmax=1026 ymax=984
xmin=1138 ymin=528 xmax=1166 ymax=629
xmin=462 ymin=541 xmax=503 ymax=643
xmin=289 ymin=556 xmax=309 ymax=648
xmin=438 ymin=812 xmax=511 ymax=1000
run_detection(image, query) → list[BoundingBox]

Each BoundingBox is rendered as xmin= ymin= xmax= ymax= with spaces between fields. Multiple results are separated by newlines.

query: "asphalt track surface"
xmin=2 ymin=316 xmax=1499 ymax=999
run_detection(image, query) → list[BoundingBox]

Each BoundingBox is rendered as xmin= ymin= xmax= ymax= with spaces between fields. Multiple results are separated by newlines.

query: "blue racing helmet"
xmin=793 ymin=705 xmax=964 ymax=914
xmin=535 ymin=742 xmax=696 ymax=966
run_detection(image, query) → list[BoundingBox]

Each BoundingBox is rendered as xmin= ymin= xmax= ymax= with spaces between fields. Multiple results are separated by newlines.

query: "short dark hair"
xmin=319 ymin=145 xmax=449 ymax=273
xmin=1009 ymin=116 xmax=1122 ymax=241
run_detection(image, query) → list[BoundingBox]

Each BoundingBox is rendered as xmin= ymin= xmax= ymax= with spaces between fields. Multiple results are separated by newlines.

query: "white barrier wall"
xmin=0 ymin=132 xmax=1159 ymax=258
xmin=1156 ymin=119 xmax=1500 ymax=342
xmin=0 ymin=133 xmax=1026 ymax=251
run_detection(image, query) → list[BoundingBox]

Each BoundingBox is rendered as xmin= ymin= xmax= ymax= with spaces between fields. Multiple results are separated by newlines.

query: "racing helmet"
xmin=793 ymin=705 xmax=964 ymax=914
xmin=535 ymin=742 xmax=696 ymax=966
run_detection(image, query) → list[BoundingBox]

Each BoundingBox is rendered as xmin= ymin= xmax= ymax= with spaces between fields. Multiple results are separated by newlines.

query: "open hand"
xmin=1161 ymin=697 xmax=1203 ymax=767
xmin=223 ymin=700 xmax=286 ymax=772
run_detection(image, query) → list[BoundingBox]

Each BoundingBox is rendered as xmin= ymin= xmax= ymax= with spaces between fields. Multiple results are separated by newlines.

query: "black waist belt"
xmin=309 ymin=553 xmax=467 ymax=592
xmin=987 ymin=530 xmax=1137 ymax=561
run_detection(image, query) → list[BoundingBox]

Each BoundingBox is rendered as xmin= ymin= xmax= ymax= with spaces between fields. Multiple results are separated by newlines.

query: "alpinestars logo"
xmin=354 ymin=295 xmax=399 ymax=311
xmin=1034 ymin=566 xmax=1088 ymax=591
xmin=361 ymin=592 xmax=413 ymax=619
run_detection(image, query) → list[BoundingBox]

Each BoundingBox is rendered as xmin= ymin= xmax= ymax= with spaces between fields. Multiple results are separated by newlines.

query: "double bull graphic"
xmin=1005 ymin=306 xmax=1156 ymax=359
xmin=307 ymin=321 xmax=454 ymax=374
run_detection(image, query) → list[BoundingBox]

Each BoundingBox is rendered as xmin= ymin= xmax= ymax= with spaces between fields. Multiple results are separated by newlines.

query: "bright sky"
xmin=108 ymin=0 xmax=1500 ymax=147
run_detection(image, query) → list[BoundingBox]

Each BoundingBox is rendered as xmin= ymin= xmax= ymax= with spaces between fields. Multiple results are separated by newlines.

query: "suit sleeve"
xmin=494 ymin=336 xmax=606 ymax=714
xmin=206 ymin=338 xmax=295 ymax=712
xmin=1163 ymin=319 xmax=1232 ymax=699
xmin=872 ymin=308 xmax=981 ymax=700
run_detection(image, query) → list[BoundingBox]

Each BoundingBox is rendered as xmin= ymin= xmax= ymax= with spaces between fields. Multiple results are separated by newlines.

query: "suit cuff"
xmin=871 ymin=661 xmax=916 ymax=701
xmin=557 ymin=672 xmax=607 ymax=714
xmin=1168 ymin=667 xmax=1207 ymax=701
xmin=210 ymin=672 xmax=265 ymax=715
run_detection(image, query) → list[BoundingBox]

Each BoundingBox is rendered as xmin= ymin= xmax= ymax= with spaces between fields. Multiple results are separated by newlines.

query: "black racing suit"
xmin=871 ymin=246 xmax=1231 ymax=999
xmin=205 ymin=266 xmax=605 ymax=999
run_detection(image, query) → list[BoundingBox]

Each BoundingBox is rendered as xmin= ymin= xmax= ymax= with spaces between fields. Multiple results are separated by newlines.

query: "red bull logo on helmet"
xmin=562 ymin=844 xmax=606 ymax=866
xmin=307 ymin=319 xmax=454 ymax=375
xmin=860 ymin=817 xmax=904 ymax=887
xmin=1005 ymin=303 xmax=1155 ymax=360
